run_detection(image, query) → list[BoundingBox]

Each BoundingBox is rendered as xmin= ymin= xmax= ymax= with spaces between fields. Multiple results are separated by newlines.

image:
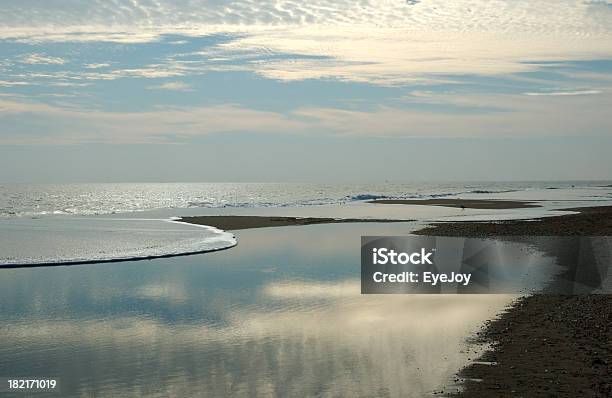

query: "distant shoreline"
xmin=368 ymin=198 xmax=540 ymax=209
xmin=178 ymin=199 xmax=545 ymax=231
xmin=415 ymin=205 xmax=612 ymax=397
xmin=179 ymin=215 xmax=413 ymax=230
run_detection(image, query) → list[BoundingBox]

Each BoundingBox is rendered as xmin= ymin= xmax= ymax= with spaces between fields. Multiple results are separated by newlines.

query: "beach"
xmin=369 ymin=198 xmax=540 ymax=209
xmin=179 ymin=215 xmax=411 ymax=230
xmin=414 ymin=205 xmax=612 ymax=397
xmin=178 ymin=199 xmax=550 ymax=231
xmin=415 ymin=205 xmax=612 ymax=236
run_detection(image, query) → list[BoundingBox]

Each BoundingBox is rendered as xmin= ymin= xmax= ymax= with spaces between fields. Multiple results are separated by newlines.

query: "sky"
xmin=1 ymin=0 xmax=612 ymax=182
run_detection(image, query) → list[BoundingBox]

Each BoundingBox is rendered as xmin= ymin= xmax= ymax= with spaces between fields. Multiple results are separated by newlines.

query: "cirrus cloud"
xmin=19 ymin=53 xmax=66 ymax=65
xmin=0 ymin=1 xmax=611 ymax=86
xmin=146 ymin=81 xmax=193 ymax=91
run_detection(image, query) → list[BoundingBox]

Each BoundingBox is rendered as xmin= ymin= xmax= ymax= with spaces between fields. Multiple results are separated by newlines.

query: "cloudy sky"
xmin=1 ymin=0 xmax=612 ymax=182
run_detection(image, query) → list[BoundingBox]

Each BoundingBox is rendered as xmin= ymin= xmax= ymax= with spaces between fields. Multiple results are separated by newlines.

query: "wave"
xmin=343 ymin=194 xmax=391 ymax=201
xmin=467 ymin=189 xmax=518 ymax=194
xmin=338 ymin=189 xmax=520 ymax=202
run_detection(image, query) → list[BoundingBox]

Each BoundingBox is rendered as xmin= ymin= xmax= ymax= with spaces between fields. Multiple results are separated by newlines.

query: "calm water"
xmin=0 ymin=223 xmax=515 ymax=397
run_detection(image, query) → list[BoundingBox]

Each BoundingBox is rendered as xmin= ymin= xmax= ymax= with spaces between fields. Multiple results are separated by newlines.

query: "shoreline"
xmin=415 ymin=205 xmax=612 ymax=397
xmin=368 ymin=198 xmax=540 ymax=209
xmin=0 ymin=241 xmax=237 ymax=269
xmin=179 ymin=215 xmax=412 ymax=230
xmin=178 ymin=198 xmax=545 ymax=231
xmin=416 ymin=205 xmax=612 ymax=236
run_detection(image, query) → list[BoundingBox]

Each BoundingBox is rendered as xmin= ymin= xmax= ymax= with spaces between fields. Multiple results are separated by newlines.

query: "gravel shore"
xmin=416 ymin=206 xmax=612 ymax=397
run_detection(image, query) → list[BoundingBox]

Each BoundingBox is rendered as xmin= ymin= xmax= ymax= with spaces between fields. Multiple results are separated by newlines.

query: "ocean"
xmin=0 ymin=181 xmax=594 ymax=219
xmin=1 ymin=181 xmax=610 ymax=266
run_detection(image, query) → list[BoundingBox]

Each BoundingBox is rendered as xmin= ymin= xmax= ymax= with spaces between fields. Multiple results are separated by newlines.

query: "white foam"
xmin=0 ymin=217 xmax=236 ymax=267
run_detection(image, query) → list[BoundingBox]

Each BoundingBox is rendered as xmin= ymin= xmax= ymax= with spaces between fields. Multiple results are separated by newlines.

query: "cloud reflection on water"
xmin=2 ymin=279 xmax=514 ymax=397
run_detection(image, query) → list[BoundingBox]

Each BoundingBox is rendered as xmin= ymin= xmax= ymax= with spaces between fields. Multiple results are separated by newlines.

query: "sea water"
xmin=2 ymin=181 xmax=608 ymax=219
xmin=1 ymin=181 xmax=611 ymax=266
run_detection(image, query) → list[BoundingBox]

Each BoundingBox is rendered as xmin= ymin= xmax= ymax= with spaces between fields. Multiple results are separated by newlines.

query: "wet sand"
xmin=180 ymin=215 xmax=411 ymax=230
xmin=369 ymin=198 xmax=539 ymax=209
xmin=416 ymin=206 xmax=612 ymax=397
xmin=416 ymin=205 xmax=612 ymax=236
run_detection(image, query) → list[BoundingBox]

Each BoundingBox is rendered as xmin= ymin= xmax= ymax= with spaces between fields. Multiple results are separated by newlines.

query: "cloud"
xmin=1 ymin=1 xmax=611 ymax=144
xmin=84 ymin=63 xmax=110 ymax=69
xmin=48 ymin=81 xmax=92 ymax=87
xmin=19 ymin=53 xmax=66 ymax=65
xmin=0 ymin=80 xmax=30 ymax=87
xmin=523 ymin=89 xmax=602 ymax=96
xmin=294 ymin=90 xmax=612 ymax=137
xmin=147 ymin=81 xmax=193 ymax=91
xmin=228 ymin=26 xmax=612 ymax=85
xmin=2 ymin=88 xmax=611 ymax=145
xmin=9 ymin=64 xmax=194 ymax=85
xmin=0 ymin=99 xmax=306 ymax=144
xmin=0 ymin=1 xmax=611 ymax=86
xmin=0 ymin=1 xmax=609 ymax=34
